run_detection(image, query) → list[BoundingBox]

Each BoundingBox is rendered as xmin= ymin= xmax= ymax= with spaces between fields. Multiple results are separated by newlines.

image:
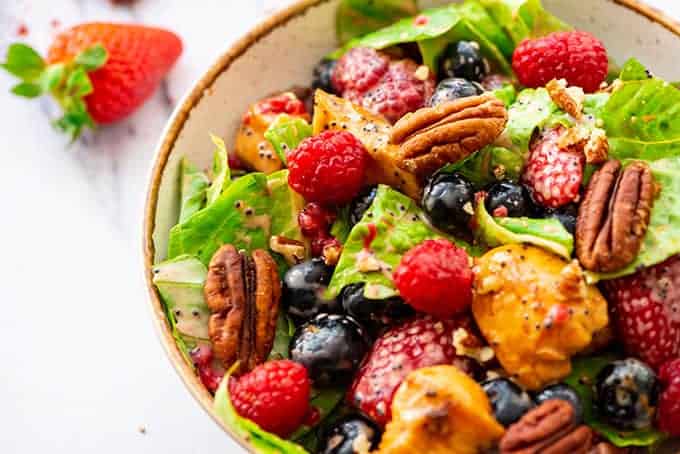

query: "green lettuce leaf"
xmin=619 ymin=57 xmax=650 ymax=81
xmin=291 ymin=388 xmax=345 ymax=450
xmin=214 ymin=368 xmax=309 ymax=454
xmin=178 ymin=157 xmax=209 ymax=223
xmin=336 ymin=0 xmax=419 ymax=45
xmin=267 ymin=170 xmax=307 ymax=244
xmin=330 ymin=205 xmax=352 ymax=244
xmin=474 ymin=196 xmax=573 ymax=259
xmin=565 ymin=355 xmax=666 ymax=447
xmin=442 ymin=145 xmax=523 ymax=187
xmin=327 ymin=185 xmax=473 ymax=300
xmin=492 ymin=83 xmax=517 ymax=107
xmin=206 ymin=134 xmax=231 ymax=205
xmin=268 ymin=313 xmax=295 ymax=361
xmin=264 ymin=115 xmax=313 ymax=165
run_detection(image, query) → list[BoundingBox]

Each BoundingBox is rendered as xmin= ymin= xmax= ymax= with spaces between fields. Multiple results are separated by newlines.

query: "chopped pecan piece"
xmin=500 ymin=400 xmax=594 ymax=454
xmin=547 ymin=79 xmax=585 ymax=119
xmin=576 ymin=160 xmax=656 ymax=272
xmin=390 ymin=94 xmax=507 ymax=180
xmin=204 ymin=245 xmax=281 ymax=373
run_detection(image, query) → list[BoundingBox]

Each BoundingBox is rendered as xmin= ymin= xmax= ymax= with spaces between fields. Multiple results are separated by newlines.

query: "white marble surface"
xmin=0 ymin=1 xmax=678 ymax=453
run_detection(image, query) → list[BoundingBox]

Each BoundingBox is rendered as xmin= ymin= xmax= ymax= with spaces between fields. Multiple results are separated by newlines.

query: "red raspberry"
xmin=603 ymin=255 xmax=680 ymax=370
xmin=658 ymin=358 xmax=680 ymax=436
xmin=512 ymin=31 xmax=608 ymax=93
xmin=332 ymin=47 xmax=389 ymax=94
xmin=393 ymin=239 xmax=473 ymax=318
xmin=522 ymin=126 xmax=584 ymax=209
xmin=254 ymin=92 xmax=308 ymax=117
xmin=228 ymin=360 xmax=311 ymax=437
xmin=287 ymin=130 xmax=368 ymax=205
xmin=348 ymin=315 xmax=480 ymax=427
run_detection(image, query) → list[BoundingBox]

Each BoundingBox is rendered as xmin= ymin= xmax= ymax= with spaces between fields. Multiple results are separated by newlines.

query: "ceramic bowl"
xmin=143 ymin=1 xmax=680 ymax=451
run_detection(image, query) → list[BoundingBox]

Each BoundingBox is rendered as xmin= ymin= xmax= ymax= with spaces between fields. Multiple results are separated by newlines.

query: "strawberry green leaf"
xmin=11 ymin=82 xmax=42 ymax=98
xmin=39 ymin=63 xmax=66 ymax=92
xmin=66 ymin=66 xmax=94 ymax=97
xmin=1 ymin=43 xmax=45 ymax=80
xmin=74 ymin=44 xmax=108 ymax=71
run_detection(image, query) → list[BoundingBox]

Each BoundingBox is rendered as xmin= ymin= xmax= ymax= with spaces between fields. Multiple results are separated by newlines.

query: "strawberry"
xmin=1 ymin=23 xmax=182 ymax=139
xmin=603 ymin=255 xmax=680 ymax=370
xmin=348 ymin=315 xmax=480 ymax=427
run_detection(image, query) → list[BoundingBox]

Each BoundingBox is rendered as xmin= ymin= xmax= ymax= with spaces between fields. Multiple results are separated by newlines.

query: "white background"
xmin=0 ymin=1 xmax=678 ymax=453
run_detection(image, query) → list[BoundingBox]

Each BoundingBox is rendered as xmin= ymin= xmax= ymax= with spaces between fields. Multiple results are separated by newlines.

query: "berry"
xmin=512 ymin=30 xmax=608 ymax=93
xmin=427 ymin=77 xmax=484 ymax=107
xmin=439 ymin=41 xmax=489 ymax=82
xmin=287 ymin=130 xmax=368 ymax=205
xmin=595 ymin=358 xmax=659 ymax=430
xmin=290 ymin=314 xmax=370 ymax=387
xmin=319 ymin=414 xmax=382 ymax=454
xmin=298 ymin=202 xmax=336 ymax=237
xmin=534 ymin=383 xmax=584 ymax=424
xmin=313 ymin=58 xmax=338 ymax=94
xmin=658 ymin=358 xmax=680 ymax=436
xmin=602 ymin=255 xmax=680 ymax=369
xmin=522 ymin=127 xmax=584 ymax=209
xmin=485 ymin=181 xmax=533 ymax=218
xmin=283 ymin=259 xmax=341 ymax=321
xmin=340 ymin=282 xmax=414 ymax=328
xmin=332 ymin=47 xmax=389 ymax=94
xmin=349 ymin=186 xmax=378 ymax=227
xmin=228 ymin=360 xmax=311 ymax=437
xmin=421 ymin=172 xmax=476 ymax=233
xmin=348 ymin=315 xmax=479 ymax=426
xmin=482 ymin=378 xmax=535 ymax=427
xmin=190 ymin=344 xmax=223 ymax=393
xmin=254 ymin=92 xmax=308 ymax=117
xmin=393 ymin=239 xmax=473 ymax=318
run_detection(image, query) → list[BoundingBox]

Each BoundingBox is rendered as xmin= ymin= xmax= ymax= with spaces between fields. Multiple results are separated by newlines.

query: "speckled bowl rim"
xmin=142 ymin=1 xmax=680 ymax=452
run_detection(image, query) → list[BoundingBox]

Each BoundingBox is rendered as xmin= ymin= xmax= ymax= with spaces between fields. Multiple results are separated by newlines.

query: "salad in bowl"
xmin=150 ymin=1 xmax=680 ymax=452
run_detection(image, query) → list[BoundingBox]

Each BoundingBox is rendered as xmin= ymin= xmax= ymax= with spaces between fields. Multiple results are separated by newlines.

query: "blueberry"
xmin=313 ymin=58 xmax=338 ymax=94
xmin=341 ymin=283 xmax=414 ymax=327
xmin=319 ymin=414 xmax=382 ymax=454
xmin=283 ymin=259 xmax=341 ymax=321
xmin=485 ymin=181 xmax=533 ymax=218
xmin=482 ymin=378 xmax=535 ymax=427
xmin=290 ymin=314 xmax=370 ymax=387
xmin=544 ymin=204 xmax=579 ymax=235
xmin=427 ymin=78 xmax=484 ymax=107
xmin=349 ymin=186 xmax=378 ymax=227
xmin=535 ymin=383 xmax=584 ymax=424
xmin=439 ymin=41 xmax=489 ymax=82
xmin=422 ymin=172 xmax=476 ymax=233
xmin=595 ymin=358 xmax=659 ymax=430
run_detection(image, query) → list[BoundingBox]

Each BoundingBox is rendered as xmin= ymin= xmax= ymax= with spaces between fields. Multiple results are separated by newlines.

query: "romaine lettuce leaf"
xmin=330 ymin=205 xmax=352 ymax=244
xmin=267 ymin=170 xmax=307 ymax=244
xmin=264 ymin=115 xmax=312 ymax=165
xmin=492 ymin=83 xmax=517 ymax=107
xmin=268 ymin=313 xmax=295 ymax=361
xmin=206 ymin=134 xmax=231 ymax=205
xmin=336 ymin=0 xmax=418 ymax=45
xmin=178 ymin=157 xmax=209 ymax=223
xmin=442 ymin=145 xmax=523 ymax=187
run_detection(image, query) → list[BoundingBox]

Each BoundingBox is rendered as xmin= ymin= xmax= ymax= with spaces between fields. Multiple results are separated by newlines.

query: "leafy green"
xmin=336 ymin=0 xmax=419 ymax=45
xmin=474 ymin=196 xmax=573 ymax=259
xmin=566 ymin=355 xmax=666 ymax=447
xmin=492 ymin=83 xmax=517 ymax=107
xmin=291 ymin=388 xmax=345 ymax=450
xmin=206 ymin=134 xmax=231 ymax=205
xmin=74 ymin=45 xmax=108 ymax=71
xmin=330 ymin=205 xmax=352 ymax=244
xmin=619 ymin=58 xmax=650 ymax=81
xmin=1 ymin=43 xmax=45 ymax=79
xmin=178 ymin=157 xmax=209 ymax=223
xmin=442 ymin=145 xmax=523 ymax=187
xmin=269 ymin=313 xmax=295 ymax=361
xmin=327 ymin=185 xmax=473 ymax=300
xmin=214 ymin=368 xmax=309 ymax=454
xmin=264 ymin=115 xmax=312 ymax=165
xmin=267 ymin=170 xmax=307 ymax=244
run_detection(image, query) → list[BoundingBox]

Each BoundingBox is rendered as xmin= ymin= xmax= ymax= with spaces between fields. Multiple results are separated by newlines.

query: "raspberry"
xmin=603 ymin=255 xmax=680 ymax=370
xmin=332 ymin=47 xmax=389 ymax=94
xmin=658 ymin=358 xmax=680 ymax=436
xmin=393 ymin=239 xmax=473 ymax=318
xmin=287 ymin=130 xmax=368 ymax=205
xmin=228 ymin=360 xmax=311 ymax=437
xmin=512 ymin=31 xmax=608 ymax=93
xmin=348 ymin=315 xmax=480 ymax=427
xmin=254 ymin=92 xmax=308 ymax=117
xmin=522 ymin=126 xmax=584 ymax=209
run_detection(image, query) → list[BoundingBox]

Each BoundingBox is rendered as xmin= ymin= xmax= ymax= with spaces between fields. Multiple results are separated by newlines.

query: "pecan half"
xmin=500 ymin=400 xmax=594 ymax=454
xmin=576 ymin=160 xmax=656 ymax=272
xmin=390 ymin=94 xmax=507 ymax=180
xmin=204 ymin=245 xmax=281 ymax=373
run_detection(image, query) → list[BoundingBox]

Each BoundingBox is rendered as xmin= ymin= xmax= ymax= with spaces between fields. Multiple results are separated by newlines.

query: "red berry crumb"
xmin=512 ymin=30 xmax=608 ymax=93
xmin=658 ymin=358 xmax=680 ymax=436
xmin=522 ymin=126 xmax=584 ymax=209
xmin=228 ymin=360 xmax=311 ymax=437
xmin=393 ymin=239 xmax=473 ymax=318
xmin=298 ymin=202 xmax=336 ymax=237
xmin=287 ymin=130 xmax=368 ymax=205
xmin=603 ymin=255 xmax=680 ymax=370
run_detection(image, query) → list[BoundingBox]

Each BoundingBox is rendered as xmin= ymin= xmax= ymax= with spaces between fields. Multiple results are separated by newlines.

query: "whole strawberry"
xmin=603 ymin=255 xmax=680 ymax=370
xmin=522 ymin=126 xmax=584 ymax=209
xmin=228 ymin=359 xmax=311 ymax=437
xmin=2 ymin=23 xmax=182 ymax=139
xmin=658 ymin=358 xmax=680 ymax=436
xmin=512 ymin=30 xmax=608 ymax=93
xmin=348 ymin=315 xmax=480 ymax=427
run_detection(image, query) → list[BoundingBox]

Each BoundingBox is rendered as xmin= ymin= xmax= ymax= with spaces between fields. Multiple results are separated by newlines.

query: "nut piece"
xmin=390 ymin=94 xmax=507 ymax=180
xmin=576 ymin=160 xmax=656 ymax=272
xmin=204 ymin=244 xmax=281 ymax=373
xmin=500 ymin=400 xmax=594 ymax=454
xmin=547 ymin=79 xmax=585 ymax=119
